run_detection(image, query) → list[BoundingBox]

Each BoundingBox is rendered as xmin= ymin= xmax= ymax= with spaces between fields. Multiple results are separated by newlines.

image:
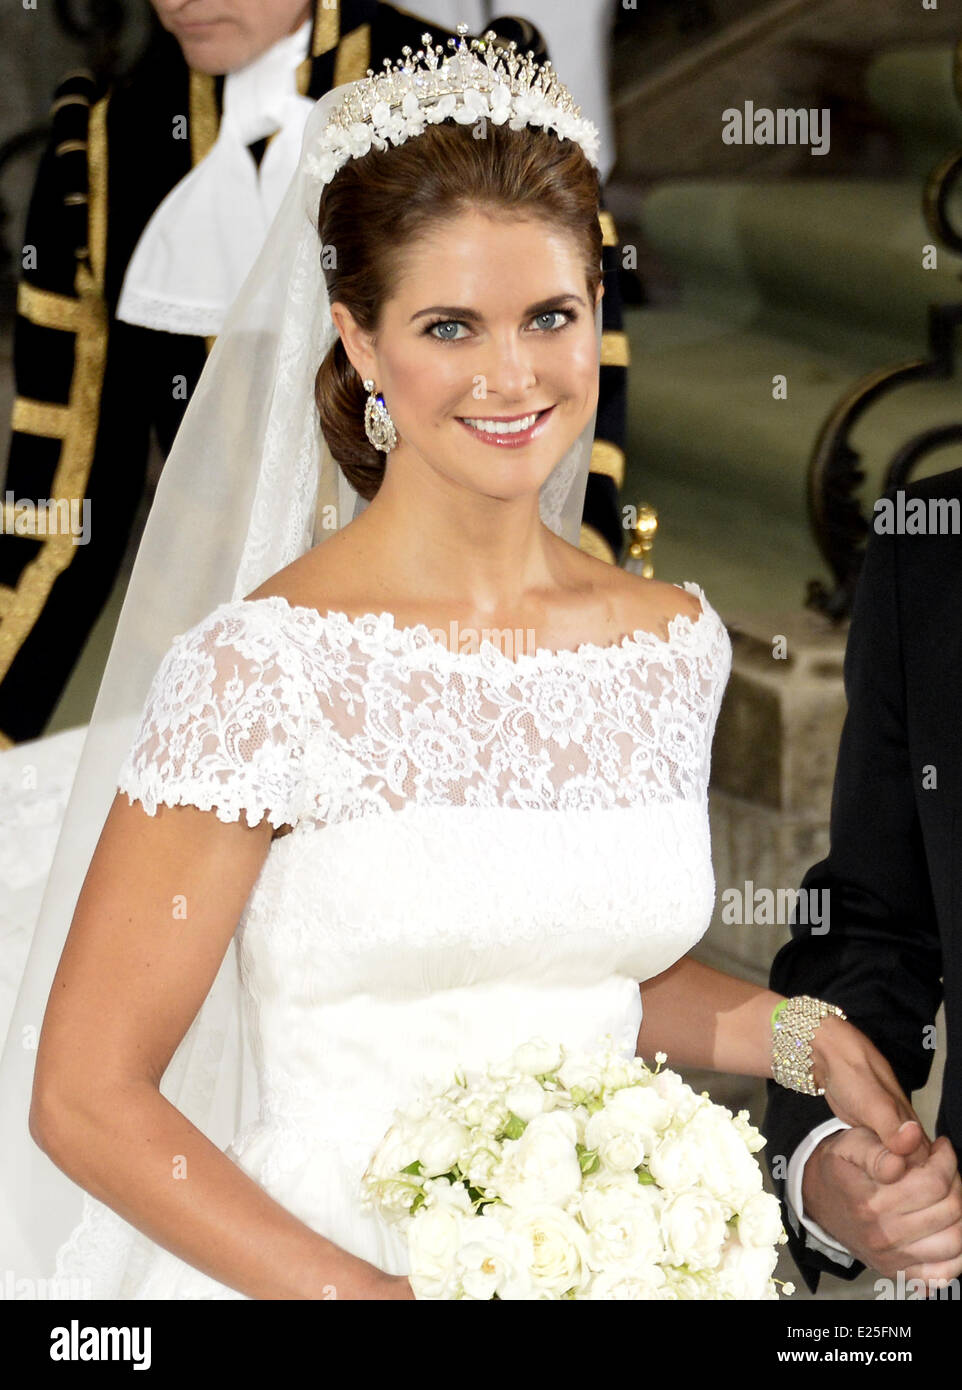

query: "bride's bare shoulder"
xmin=571 ymin=550 xmax=703 ymax=642
xmin=243 ymin=533 xmax=366 ymax=614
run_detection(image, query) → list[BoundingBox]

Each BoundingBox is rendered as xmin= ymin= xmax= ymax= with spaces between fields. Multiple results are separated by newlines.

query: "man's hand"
xmin=802 ymin=1122 xmax=962 ymax=1284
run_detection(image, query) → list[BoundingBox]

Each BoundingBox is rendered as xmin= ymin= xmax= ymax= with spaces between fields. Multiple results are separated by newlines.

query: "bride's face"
xmin=332 ymin=208 xmax=603 ymax=511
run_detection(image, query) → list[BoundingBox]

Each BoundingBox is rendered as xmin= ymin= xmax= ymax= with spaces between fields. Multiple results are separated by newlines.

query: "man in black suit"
xmin=764 ymin=465 xmax=962 ymax=1294
xmin=0 ymin=0 xmax=630 ymax=746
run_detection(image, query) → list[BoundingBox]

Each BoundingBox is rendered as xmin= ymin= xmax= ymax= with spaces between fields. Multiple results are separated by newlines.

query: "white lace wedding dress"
xmin=53 ymin=579 xmax=731 ymax=1298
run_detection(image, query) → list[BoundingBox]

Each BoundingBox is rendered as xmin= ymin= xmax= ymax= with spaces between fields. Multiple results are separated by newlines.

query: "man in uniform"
xmin=0 ymin=0 xmax=630 ymax=747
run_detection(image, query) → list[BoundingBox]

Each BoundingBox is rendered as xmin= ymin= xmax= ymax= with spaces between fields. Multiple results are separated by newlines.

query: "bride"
xmin=2 ymin=30 xmax=924 ymax=1300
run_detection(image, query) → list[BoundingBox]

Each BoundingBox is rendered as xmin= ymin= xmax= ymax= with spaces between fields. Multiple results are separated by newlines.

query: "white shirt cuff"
xmin=786 ymin=1117 xmax=856 ymax=1265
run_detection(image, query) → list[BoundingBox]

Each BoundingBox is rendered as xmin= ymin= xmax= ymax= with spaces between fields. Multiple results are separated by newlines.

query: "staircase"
xmin=610 ymin=18 xmax=962 ymax=616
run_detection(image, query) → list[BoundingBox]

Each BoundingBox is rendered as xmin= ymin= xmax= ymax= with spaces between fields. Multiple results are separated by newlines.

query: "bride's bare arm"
xmin=30 ymin=794 xmax=412 ymax=1301
xmin=636 ymin=956 xmax=782 ymax=1077
xmin=636 ymin=955 xmax=923 ymax=1147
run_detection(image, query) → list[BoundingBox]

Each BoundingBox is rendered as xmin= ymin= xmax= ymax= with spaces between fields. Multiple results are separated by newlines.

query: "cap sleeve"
xmin=117 ymin=602 xmax=307 ymax=829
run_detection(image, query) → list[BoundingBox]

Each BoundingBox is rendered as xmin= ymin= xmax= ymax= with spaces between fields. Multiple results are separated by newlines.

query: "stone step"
xmin=640 ymin=178 xmax=962 ymax=352
xmin=621 ymin=306 xmax=962 ymax=613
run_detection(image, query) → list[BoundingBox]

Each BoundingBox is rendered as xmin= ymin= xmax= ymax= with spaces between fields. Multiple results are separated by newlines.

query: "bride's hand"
xmin=811 ymin=1013 xmax=925 ymax=1154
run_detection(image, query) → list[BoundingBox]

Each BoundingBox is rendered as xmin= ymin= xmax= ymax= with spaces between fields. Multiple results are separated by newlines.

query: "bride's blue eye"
xmin=423 ymin=308 xmax=576 ymax=341
xmin=532 ymin=310 xmax=574 ymax=331
xmin=426 ymin=320 xmax=468 ymax=341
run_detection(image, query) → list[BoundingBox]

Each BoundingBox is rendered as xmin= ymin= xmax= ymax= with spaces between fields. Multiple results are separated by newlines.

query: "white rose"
xmin=423 ymin=1176 xmax=474 ymax=1213
xmin=504 ymin=1204 xmax=592 ymax=1297
xmin=511 ymin=1038 xmax=563 ymax=1077
xmin=600 ymin=1058 xmax=638 ymax=1090
xmin=417 ymin=1116 xmax=472 ymax=1178
xmin=661 ymin=1191 xmax=728 ymax=1271
xmin=646 ymin=1132 xmax=706 ymax=1192
xmin=492 ymin=1111 xmax=582 ymax=1209
xmin=584 ymin=1109 xmax=646 ymax=1173
xmin=579 ymin=1183 xmax=665 ymax=1272
xmin=579 ymin=1264 xmax=668 ymax=1299
xmin=686 ymin=1108 xmax=764 ymax=1209
xmin=715 ymin=1237 xmax=779 ymax=1299
xmin=407 ymin=1204 xmax=470 ymax=1299
xmin=456 ymin=1210 xmax=533 ymax=1300
xmin=660 ymin=1268 xmax=715 ymax=1299
xmin=558 ymin=1056 xmax=605 ymax=1096
xmin=605 ymin=1084 xmax=672 ymax=1141
xmin=505 ymin=1078 xmax=547 ymax=1122
xmin=651 ymin=1068 xmax=701 ymax=1122
xmin=736 ymin=1191 xmax=784 ymax=1249
xmin=365 ymin=1116 xmax=422 ymax=1181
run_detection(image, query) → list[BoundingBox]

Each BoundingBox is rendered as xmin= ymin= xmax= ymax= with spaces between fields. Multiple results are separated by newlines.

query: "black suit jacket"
xmin=0 ymin=0 xmax=629 ymax=745
xmin=764 ymin=466 xmax=960 ymax=1293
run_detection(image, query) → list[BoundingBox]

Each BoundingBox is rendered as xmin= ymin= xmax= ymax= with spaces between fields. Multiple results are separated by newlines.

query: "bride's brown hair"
xmin=314 ymin=119 xmax=603 ymax=500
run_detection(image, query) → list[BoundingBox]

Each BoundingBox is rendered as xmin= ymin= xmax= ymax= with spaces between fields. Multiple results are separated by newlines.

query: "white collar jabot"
xmin=117 ymin=19 xmax=313 ymax=337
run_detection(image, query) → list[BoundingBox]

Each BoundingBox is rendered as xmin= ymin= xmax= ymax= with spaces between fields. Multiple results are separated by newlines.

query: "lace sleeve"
xmin=117 ymin=603 xmax=308 ymax=829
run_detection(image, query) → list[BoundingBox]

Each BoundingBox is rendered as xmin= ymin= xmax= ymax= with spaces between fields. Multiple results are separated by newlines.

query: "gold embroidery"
xmin=579 ymin=523 xmax=614 ymax=565
xmin=0 ymin=728 xmax=13 ymax=751
xmin=589 ymin=439 xmax=625 ymax=489
xmin=0 ymin=103 xmax=110 ymax=684
xmin=598 ymin=210 xmax=618 ymax=247
xmin=17 ymin=282 xmax=86 ymax=332
xmin=314 ymin=0 xmax=340 ymax=56
xmin=11 ymin=398 xmax=71 ymax=437
xmin=600 ymin=330 xmax=629 ymax=368
xmin=334 ymin=24 xmax=371 ymax=86
xmin=87 ymin=96 xmax=108 ymax=289
xmin=189 ymin=71 xmax=218 ymax=165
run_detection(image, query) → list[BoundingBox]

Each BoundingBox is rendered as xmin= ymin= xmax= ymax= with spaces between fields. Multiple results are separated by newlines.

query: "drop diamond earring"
xmin=363 ymin=378 xmax=398 ymax=452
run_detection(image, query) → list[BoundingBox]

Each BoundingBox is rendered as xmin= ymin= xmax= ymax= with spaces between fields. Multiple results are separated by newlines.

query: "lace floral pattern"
xmin=118 ymin=581 xmax=732 ymax=832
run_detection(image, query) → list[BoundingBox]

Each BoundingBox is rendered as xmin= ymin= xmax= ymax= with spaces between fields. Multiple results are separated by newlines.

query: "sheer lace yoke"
xmin=117 ymin=580 xmax=733 ymax=832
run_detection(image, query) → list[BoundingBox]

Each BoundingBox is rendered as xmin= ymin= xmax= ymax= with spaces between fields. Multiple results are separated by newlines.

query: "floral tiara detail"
xmin=304 ymin=23 xmax=601 ymax=189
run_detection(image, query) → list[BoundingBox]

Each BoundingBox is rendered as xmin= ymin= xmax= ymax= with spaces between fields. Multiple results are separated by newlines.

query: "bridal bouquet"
xmin=361 ymin=1037 xmax=793 ymax=1300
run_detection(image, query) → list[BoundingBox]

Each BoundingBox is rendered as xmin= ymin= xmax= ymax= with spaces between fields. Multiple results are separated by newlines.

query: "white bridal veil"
xmin=0 ymin=63 xmax=603 ymax=1291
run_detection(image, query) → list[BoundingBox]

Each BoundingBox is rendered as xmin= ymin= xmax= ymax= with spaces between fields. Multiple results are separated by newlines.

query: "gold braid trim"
xmin=334 ymin=23 xmax=372 ymax=85
xmin=16 ymin=282 xmax=87 ymax=332
xmin=11 ymin=399 xmax=71 ymax=436
xmin=600 ymin=331 xmax=629 ymax=368
xmin=0 ymin=100 xmax=109 ymax=682
xmin=314 ymin=0 xmax=340 ymax=56
xmin=87 ymin=96 xmax=107 ymax=288
xmin=579 ymin=523 xmax=615 ymax=565
xmin=598 ymin=210 xmax=618 ymax=247
xmin=589 ymin=438 xmax=625 ymax=489
xmin=189 ymin=71 xmax=218 ymax=165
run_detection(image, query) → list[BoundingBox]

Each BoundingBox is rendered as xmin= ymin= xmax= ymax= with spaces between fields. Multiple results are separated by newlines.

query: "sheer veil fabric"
xmin=0 ymin=80 xmax=602 ymax=1287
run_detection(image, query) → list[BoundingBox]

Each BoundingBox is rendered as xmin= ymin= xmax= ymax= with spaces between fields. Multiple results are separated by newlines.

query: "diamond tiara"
xmin=304 ymin=23 xmax=601 ymax=190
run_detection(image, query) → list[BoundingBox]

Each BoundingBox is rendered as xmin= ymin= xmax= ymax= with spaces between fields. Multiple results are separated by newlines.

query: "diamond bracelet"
xmin=771 ymin=995 xmax=847 ymax=1096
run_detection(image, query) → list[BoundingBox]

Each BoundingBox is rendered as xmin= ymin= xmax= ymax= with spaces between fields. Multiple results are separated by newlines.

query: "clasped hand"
xmin=801 ymin=1015 xmax=962 ymax=1287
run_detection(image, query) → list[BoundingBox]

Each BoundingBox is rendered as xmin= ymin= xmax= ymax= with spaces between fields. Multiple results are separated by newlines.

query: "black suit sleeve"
xmin=763 ymin=502 xmax=943 ymax=1293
